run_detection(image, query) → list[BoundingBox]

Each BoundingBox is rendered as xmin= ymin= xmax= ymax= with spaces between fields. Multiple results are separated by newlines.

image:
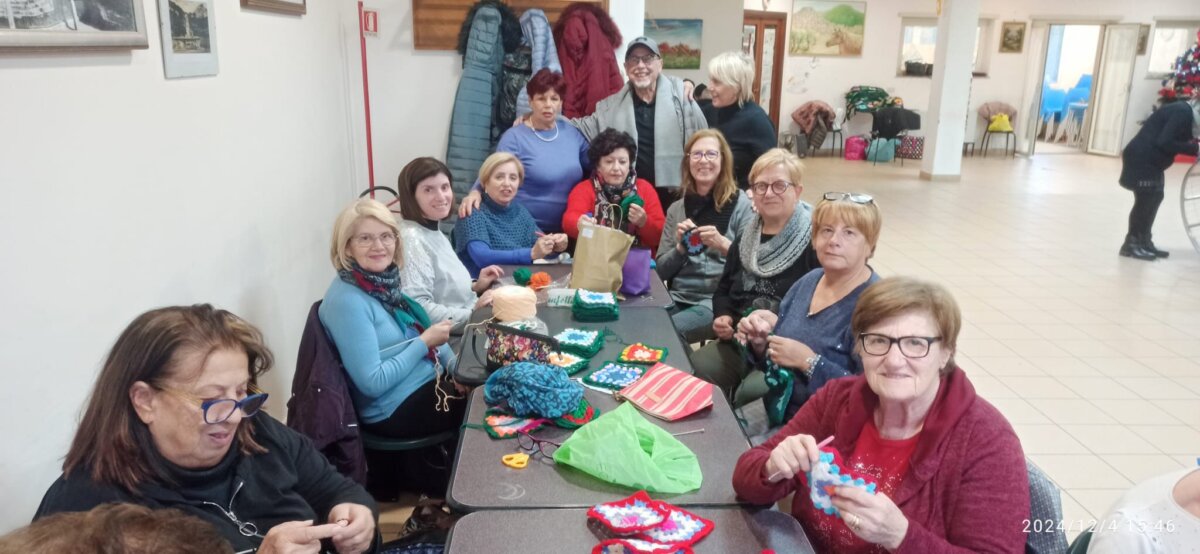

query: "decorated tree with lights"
xmin=1159 ymin=29 xmax=1200 ymax=104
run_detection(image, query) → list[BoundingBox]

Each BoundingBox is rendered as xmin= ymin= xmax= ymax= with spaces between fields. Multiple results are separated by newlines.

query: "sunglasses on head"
xmin=823 ymin=192 xmax=874 ymax=204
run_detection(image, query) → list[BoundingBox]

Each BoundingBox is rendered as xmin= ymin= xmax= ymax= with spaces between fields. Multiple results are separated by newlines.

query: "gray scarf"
xmin=739 ymin=201 xmax=813 ymax=280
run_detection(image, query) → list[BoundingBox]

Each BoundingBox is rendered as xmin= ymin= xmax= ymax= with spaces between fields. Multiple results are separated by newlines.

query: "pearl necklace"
xmin=531 ymin=121 xmax=560 ymax=142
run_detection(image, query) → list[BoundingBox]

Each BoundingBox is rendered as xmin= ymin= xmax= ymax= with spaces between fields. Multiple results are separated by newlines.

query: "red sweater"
xmin=732 ymin=369 xmax=1029 ymax=554
xmin=562 ymin=178 xmax=665 ymax=256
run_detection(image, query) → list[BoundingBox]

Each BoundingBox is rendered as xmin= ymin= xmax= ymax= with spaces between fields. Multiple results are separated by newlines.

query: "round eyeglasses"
xmin=689 ymin=150 xmax=720 ymax=162
xmin=750 ymin=180 xmax=794 ymax=197
xmin=823 ymin=191 xmax=874 ymax=204
xmin=351 ymin=232 xmax=397 ymax=248
xmin=858 ymin=333 xmax=941 ymax=359
xmin=157 ymin=387 xmax=269 ymax=424
xmin=516 ymin=431 xmax=561 ymax=460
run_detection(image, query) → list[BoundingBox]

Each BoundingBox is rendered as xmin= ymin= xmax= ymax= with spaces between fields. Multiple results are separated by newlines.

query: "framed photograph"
xmin=157 ymin=0 xmax=217 ymax=78
xmin=0 ymin=0 xmax=149 ymax=50
xmin=999 ymin=21 xmax=1025 ymax=54
xmin=644 ymin=19 xmax=702 ymax=69
xmin=789 ymin=1 xmax=865 ymax=57
xmin=240 ymin=0 xmax=304 ymax=16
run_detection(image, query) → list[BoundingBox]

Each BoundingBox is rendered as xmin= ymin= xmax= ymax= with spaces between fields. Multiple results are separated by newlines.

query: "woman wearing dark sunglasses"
xmin=734 ymin=277 xmax=1028 ymax=554
xmin=35 ymin=305 xmax=378 ymax=554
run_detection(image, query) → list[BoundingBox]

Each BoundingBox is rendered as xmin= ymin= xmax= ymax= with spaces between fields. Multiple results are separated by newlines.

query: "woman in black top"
xmin=1117 ymin=96 xmax=1199 ymax=260
xmin=704 ymin=51 xmax=778 ymax=190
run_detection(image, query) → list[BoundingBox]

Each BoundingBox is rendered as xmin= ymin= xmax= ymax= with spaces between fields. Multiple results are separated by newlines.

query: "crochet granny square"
xmin=617 ymin=343 xmax=668 ymax=365
xmin=680 ymin=228 xmax=705 ymax=255
xmin=554 ymin=328 xmax=605 ymax=358
xmin=635 ymin=503 xmax=713 ymax=546
xmin=547 ymin=351 xmax=590 ymax=375
xmin=551 ymin=397 xmax=600 ymax=429
xmin=482 ymin=409 xmax=547 ymax=439
xmin=573 ymin=290 xmax=620 ymax=322
xmin=587 ymin=491 xmax=668 ymax=533
xmin=807 ymin=448 xmax=878 ymax=516
xmin=592 ymin=539 xmax=693 ymax=554
xmin=583 ymin=362 xmax=646 ymax=391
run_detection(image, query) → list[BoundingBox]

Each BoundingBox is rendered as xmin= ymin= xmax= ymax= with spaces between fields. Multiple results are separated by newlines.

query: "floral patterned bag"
xmin=483 ymin=321 xmax=560 ymax=371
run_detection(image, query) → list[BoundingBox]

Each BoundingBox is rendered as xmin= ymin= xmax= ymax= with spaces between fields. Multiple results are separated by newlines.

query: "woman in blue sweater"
xmin=455 ymin=152 xmax=568 ymax=276
xmin=319 ymin=199 xmax=465 ymax=442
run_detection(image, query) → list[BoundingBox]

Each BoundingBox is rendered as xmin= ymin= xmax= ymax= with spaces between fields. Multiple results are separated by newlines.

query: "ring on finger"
xmin=846 ymin=512 xmax=861 ymax=530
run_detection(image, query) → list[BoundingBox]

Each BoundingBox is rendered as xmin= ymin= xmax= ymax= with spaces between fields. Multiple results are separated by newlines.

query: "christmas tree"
xmin=1159 ymin=29 xmax=1200 ymax=103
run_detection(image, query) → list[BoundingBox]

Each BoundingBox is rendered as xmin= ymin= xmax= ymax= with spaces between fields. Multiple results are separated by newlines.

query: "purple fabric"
xmin=620 ymin=247 xmax=652 ymax=296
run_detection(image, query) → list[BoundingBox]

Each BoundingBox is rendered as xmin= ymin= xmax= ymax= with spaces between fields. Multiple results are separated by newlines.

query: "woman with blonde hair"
xmin=455 ymin=152 xmax=568 ymax=276
xmin=705 ymin=51 xmax=777 ymax=189
xmin=657 ymin=129 xmax=754 ymax=342
xmin=319 ymin=198 xmax=464 ymax=445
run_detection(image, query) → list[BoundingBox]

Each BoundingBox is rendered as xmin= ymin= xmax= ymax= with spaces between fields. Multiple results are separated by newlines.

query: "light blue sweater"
xmin=318 ymin=277 xmax=455 ymax=424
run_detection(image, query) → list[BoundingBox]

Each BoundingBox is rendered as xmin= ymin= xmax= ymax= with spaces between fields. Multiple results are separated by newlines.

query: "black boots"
xmin=1119 ymin=234 xmax=1157 ymax=261
xmin=1139 ymin=233 xmax=1170 ymax=258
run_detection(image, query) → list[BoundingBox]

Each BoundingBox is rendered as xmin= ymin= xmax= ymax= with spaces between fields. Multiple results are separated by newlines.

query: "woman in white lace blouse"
xmin=396 ymin=157 xmax=503 ymax=334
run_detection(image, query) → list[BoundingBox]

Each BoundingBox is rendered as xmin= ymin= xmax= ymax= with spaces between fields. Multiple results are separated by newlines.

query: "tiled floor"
xmin=801 ymin=150 xmax=1200 ymax=541
xmin=379 ymin=151 xmax=1200 ymax=543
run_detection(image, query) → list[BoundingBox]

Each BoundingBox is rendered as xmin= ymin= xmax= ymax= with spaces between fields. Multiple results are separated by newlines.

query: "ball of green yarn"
xmin=513 ymin=267 xmax=533 ymax=286
xmin=619 ymin=194 xmax=644 ymax=218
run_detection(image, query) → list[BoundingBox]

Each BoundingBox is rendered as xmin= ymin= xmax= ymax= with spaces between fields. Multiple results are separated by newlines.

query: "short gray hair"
xmin=708 ymin=51 xmax=756 ymax=107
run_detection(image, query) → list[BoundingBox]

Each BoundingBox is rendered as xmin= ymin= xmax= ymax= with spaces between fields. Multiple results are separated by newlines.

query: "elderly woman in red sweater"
xmin=733 ymin=276 xmax=1028 ymax=553
xmin=562 ymin=128 xmax=665 ymax=255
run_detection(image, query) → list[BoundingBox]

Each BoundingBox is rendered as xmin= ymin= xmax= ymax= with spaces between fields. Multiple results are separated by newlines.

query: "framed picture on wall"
xmin=789 ymin=1 xmax=865 ymax=57
xmin=0 ymin=0 xmax=149 ymax=50
xmin=645 ymin=19 xmax=702 ymax=69
xmin=1136 ymin=24 xmax=1150 ymax=56
xmin=241 ymin=0 xmax=305 ymax=16
xmin=156 ymin=0 xmax=218 ymax=78
xmin=999 ymin=21 xmax=1025 ymax=53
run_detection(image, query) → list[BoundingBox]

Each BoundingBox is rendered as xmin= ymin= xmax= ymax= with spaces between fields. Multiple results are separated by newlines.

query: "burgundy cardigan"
xmin=732 ymin=368 xmax=1029 ymax=553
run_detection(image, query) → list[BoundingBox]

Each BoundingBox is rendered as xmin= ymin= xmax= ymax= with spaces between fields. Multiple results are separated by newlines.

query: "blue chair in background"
xmin=1056 ymin=83 xmax=1091 ymax=145
xmin=1072 ymin=74 xmax=1092 ymax=90
xmin=1039 ymin=86 xmax=1068 ymax=140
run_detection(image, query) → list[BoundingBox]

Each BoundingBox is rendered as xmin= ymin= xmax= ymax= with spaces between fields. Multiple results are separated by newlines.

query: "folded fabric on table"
xmin=554 ymin=327 xmax=606 ymax=357
xmin=484 ymin=362 xmax=583 ymax=418
xmin=572 ymin=290 xmax=620 ymax=322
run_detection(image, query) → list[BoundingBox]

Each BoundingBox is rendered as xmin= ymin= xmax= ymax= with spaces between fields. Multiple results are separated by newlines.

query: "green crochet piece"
xmin=512 ymin=267 xmax=533 ymax=286
xmin=619 ymin=194 xmax=645 ymax=219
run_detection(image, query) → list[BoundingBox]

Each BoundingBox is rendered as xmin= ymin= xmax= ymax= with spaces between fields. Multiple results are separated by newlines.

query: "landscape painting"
xmin=789 ymin=1 xmax=865 ymax=57
xmin=644 ymin=18 xmax=702 ymax=69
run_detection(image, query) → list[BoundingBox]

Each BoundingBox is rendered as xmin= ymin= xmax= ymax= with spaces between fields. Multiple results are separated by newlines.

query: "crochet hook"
xmin=671 ymin=428 xmax=705 ymax=437
xmin=766 ymin=435 xmax=835 ymax=483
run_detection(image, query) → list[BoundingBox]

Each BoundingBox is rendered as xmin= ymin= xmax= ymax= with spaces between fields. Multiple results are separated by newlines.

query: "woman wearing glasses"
xmin=733 ymin=277 xmax=1028 ymax=554
xmin=562 ymin=129 xmax=665 ymax=255
xmin=321 ymin=199 xmax=465 ymax=447
xmin=657 ymin=129 xmax=753 ymax=343
xmin=35 ymin=304 xmax=378 ymax=553
xmin=736 ymin=192 xmax=881 ymax=420
xmin=704 ymin=51 xmax=777 ymax=190
xmin=690 ymin=148 xmax=819 ymax=405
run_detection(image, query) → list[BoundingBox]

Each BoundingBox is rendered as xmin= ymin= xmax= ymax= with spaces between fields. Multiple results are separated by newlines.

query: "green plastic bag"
xmin=552 ymin=403 xmax=702 ymax=493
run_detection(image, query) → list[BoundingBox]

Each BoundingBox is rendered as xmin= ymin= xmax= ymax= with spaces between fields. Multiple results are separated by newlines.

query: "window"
xmin=1147 ymin=21 xmax=1200 ymax=76
xmin=898 ymin=18 xmax=989 ymax=76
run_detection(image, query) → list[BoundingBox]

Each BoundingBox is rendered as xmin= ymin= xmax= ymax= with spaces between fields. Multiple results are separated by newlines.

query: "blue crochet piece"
xmin=483 ymin=362 xmax=583 ymax=419
xmin=807 ymin=450 xmax=878 ymax=516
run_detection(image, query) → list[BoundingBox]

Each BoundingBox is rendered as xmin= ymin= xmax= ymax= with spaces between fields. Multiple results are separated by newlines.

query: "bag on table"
xmin=481 ymin=320 xmax=560 ymax=371
xmin=570 ymin=221 xmax=634 ymax=293
xmin=619 ymin=247 xmax=652 ymax=296
xmin=615 ymin=362 xmax=713 ymax=421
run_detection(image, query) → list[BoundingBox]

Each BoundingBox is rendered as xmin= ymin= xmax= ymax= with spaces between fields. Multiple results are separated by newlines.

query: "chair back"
xmin=1026 ymin=459 xmax=1068 ymax=554
xmin=1040 ymin=87 xmax=1068 ymax=119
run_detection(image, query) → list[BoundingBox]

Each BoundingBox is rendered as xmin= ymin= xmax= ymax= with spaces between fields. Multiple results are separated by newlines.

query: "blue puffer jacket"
xmin=514 ymin=9 xmax=561 ymax=118
xmin=447 ymin=6 xmax=504 ymax=198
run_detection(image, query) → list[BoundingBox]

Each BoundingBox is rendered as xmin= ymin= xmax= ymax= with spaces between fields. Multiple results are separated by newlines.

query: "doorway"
xmin=1035 ymin=25 xmax=1100 ymax=154
xmin=742 ymin=10 xmax=786 ymax=130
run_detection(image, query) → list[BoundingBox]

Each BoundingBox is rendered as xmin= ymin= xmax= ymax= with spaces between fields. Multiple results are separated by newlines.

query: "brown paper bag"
xmin=570 ymin=222 xmax=633 ymax=293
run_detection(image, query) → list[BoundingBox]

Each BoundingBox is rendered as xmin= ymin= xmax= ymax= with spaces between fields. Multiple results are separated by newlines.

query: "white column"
xmin=920 ymin=0 xmax=980 ymax=181
xmin=609 ymin=0 xmax=647 ymax=79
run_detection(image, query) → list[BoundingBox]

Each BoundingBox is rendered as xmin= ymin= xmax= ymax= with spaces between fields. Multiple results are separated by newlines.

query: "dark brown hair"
xmin=397 ymin=157 xmax=454 ymax=224
xmin=63 ymin=305 xmax=273 ymax=492
xmin=0 ymin=503 xmax=234 ymax=554
xmin=851 ymin=277 xmax=961 ymax=374
xmin=587 ymin=128 xmax=638 ymax=170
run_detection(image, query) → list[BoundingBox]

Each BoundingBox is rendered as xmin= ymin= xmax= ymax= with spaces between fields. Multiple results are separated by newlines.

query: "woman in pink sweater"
xmin=733 ymin=276 xmax=1029 ymax=553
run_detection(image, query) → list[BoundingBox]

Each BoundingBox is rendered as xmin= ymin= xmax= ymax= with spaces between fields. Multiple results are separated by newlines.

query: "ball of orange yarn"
xmin=527 ymin=271 xmax=552 ymax=290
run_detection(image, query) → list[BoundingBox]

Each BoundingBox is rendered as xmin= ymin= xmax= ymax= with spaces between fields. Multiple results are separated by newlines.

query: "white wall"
xmin=0 ymin=0 xmax=357 ymax=530
xmin=645 ymin=0 xmax=743 ymax=84
xmin=748 ymin=0 xmax=1197 ymax=149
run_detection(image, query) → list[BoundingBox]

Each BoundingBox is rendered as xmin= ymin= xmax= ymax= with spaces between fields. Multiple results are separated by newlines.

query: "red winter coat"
xmin=562 ymin=178 xmax=664 ymax=256
xmin=554 ymin=3 xmax=623 ymax=118
xmin=733 ymin=368 xmax=1029 ymax=554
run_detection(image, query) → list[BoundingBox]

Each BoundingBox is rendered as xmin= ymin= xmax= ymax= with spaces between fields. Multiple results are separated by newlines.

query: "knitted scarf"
xmin=739 ymin=202 xmax=812 ymax=279
xmin=684 ymin=189 xmax=739 ymax=236
xmin=338 ymin=261 xmax=436 ymax=360
xmin=591 ymin=170 xmax=639 ymax=229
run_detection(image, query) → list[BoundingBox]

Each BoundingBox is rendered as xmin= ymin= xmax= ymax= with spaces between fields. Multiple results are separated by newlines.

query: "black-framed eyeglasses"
xmin=516 ymin=431 xmax=561 ymax=459
xmin=859 ymin=333 xmax=941 ymax=358
xmin=157 ymin=386 xmax=269 ymax=424
xmin=823 ymin=192 xmax=874 ymax=204
xmin=750 ymin=180 xmax=794 ymax=197
xmin=625 ymin=53 xmax=660 ymax=66
xmin=689 ymin=150 xmax=720 ymax=162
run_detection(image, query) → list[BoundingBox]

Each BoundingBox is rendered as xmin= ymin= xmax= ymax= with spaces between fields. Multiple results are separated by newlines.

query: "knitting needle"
xmin=766 ymin=435 xmax=835 ymax=483
xmin=671 ymin=428 xmax=705 ymax=437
